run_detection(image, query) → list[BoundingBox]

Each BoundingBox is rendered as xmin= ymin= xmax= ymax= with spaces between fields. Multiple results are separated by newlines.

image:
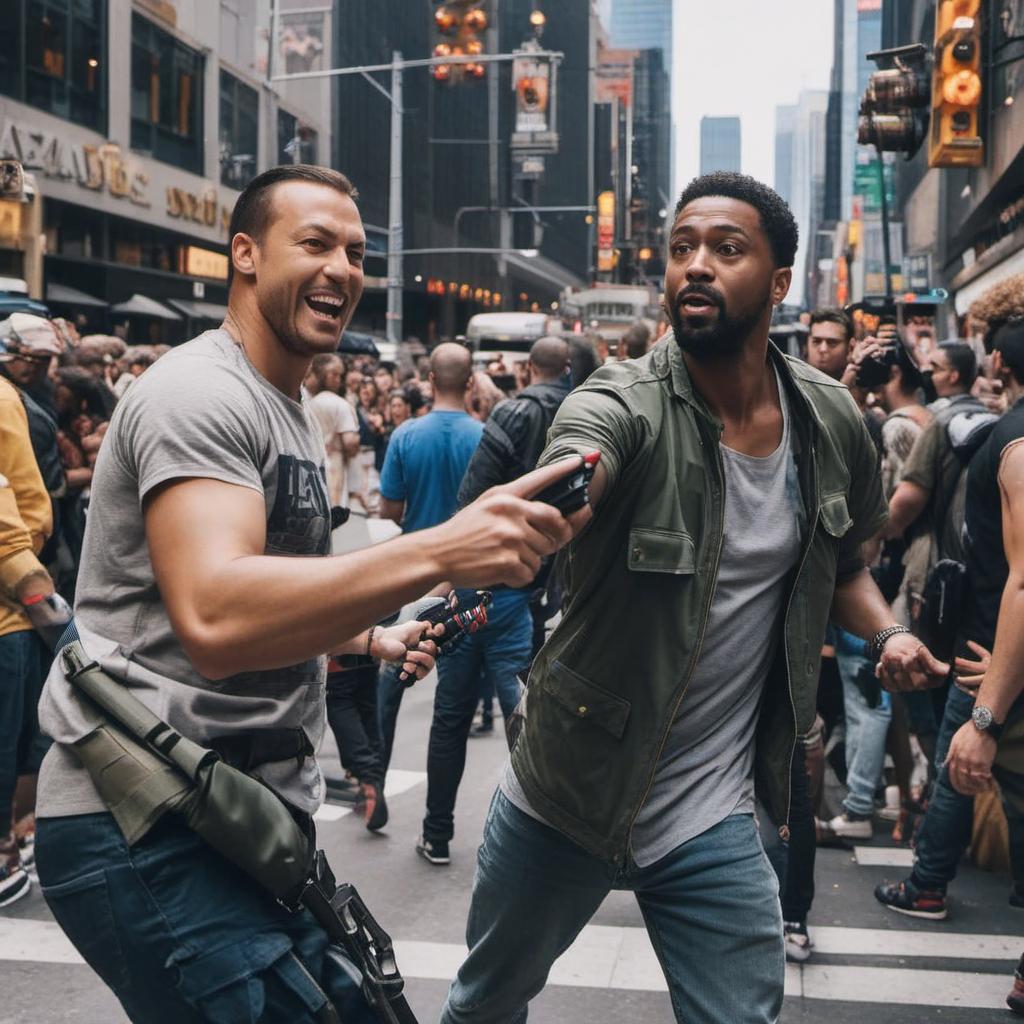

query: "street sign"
xmin=902 ymin=252 xmax=932 ymax=292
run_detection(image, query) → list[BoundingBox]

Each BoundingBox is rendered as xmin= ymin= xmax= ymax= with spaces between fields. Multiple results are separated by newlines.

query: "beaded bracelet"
xmin=868 ymin=624 xmax=912 ymax=662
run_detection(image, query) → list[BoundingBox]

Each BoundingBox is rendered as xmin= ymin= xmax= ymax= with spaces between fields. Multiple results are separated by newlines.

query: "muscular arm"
xmin=830 ymin=568 xmax=899 ymax=639
xmin=883 ymin=480 xmax=929 ymax=540
xmin=145 ymin=461 xmax=577 ymax=680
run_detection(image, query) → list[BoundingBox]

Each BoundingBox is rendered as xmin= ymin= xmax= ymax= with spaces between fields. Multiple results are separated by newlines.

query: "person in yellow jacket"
xmin=0 ymin=369 xmax=54 ymax=907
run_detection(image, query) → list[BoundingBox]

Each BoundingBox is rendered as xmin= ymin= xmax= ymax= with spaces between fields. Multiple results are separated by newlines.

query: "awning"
xmin=46 ymin=283 xmax=108 ymax=308
xmin=504 ymin=251 xmax=586 ymax=294
xmin=110 ymin=294 xmax=182 ymax=320
xmin=168 ymin=298 xmax=228 ymax=322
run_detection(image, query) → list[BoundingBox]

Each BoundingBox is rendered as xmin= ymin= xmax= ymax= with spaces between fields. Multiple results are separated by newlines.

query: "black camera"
xmin=854 ymin=344 xmax=900 ymax=388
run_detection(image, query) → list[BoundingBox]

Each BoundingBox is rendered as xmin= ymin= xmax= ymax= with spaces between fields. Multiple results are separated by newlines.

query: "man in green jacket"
xmin=441 ymin=172 xmax=948 ymax=1024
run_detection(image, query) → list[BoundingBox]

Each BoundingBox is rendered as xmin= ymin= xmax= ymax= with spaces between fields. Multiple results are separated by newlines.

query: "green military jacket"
xmin=511 ymin=337 xmax=887 ymax=865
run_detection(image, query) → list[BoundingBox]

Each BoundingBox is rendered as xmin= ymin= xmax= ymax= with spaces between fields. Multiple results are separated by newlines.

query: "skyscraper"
xmin=700 ymin=117 xmax=741 ymax=175
xmin=774 ymin=92 xmax=829 ymax=306
xmin=608 ymin=0 xmax=672 ymax=63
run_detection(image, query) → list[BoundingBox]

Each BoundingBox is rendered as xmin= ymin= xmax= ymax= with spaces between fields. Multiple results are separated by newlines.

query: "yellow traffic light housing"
xmin=929 ymin=0 xmax=984 ymax=168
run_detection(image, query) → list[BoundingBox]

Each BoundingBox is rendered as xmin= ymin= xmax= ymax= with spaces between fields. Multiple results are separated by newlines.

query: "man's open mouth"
xmin=304 ymin=292 xmax=347 ymax=321
xmin=678 ymin=293 xmax=720 ymax=317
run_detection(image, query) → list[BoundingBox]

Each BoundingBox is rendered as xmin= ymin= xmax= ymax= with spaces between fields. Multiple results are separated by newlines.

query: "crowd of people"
xmin=2 ymin=163 xmax=1023 ymax=1021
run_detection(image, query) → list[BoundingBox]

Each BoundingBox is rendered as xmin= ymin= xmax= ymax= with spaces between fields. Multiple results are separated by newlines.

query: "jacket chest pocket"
xmin=627 ymin=526 xmax=695 ymax=575
xmin=818 ymin=493 xmax=853 ymax=539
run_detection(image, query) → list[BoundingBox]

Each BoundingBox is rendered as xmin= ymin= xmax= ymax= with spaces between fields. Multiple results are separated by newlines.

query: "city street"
xmin=4 ymin=671 xmax=1022 ymax=1024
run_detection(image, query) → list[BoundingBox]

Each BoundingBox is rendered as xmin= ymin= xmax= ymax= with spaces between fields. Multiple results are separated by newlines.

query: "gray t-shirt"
xmin=504 ymin=374 xmax=801 ymax=865
xmin=37 ymin=329 xmax=332 ymax=818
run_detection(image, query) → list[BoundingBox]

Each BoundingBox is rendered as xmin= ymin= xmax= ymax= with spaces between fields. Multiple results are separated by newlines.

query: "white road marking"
xmin=810 ymin=925 xmax=1023 ymax=960
xmin=3 ymin=918 xmax=1018 ymax=1009
xmin=313 ymin=803 xmax=351 ymax=822
xmin=853 ymin=846 xmax=915 ymax=867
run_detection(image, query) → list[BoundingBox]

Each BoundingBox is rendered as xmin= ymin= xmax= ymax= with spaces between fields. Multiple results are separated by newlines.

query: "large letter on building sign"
xmin=929 ymin=0 xmax=984 ymax=168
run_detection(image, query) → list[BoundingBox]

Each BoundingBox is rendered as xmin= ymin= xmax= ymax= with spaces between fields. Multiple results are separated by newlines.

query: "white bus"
xmin=464 ymin=312 xmax=563 ymax=372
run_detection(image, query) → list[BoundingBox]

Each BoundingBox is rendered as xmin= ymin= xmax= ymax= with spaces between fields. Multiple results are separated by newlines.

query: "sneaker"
xmin=874 ymin=878 xmax=948 ymax=920
xmin=783 ymin=920 xmax=812 ymax=963
xmin=827 ymin=811 xmax=873 ymax=840
xmin=0 ymin=863 xmax=30 ymax=908
xmin=17 ymin=832 xmax=34 ymax=872
xmin=469 ymin=721 xmax=494 ymax=737
xmin=416 ymin=835 xmax=450 ymax=865
xmin=360 ymin=781 xmax=389 ymax=832
xmin=1009 ymin=956 xmax=1024 ymax=1015
xmin=324 ymin=775 xmax=361 ymax=804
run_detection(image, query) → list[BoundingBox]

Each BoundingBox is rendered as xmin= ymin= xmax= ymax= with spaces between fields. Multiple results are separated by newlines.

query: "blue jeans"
xmin=0 ymin=628 xmax=51 ymax=826
xmin=36 ymin=812 xmax=375 ymax=1024
xmin=441 ymin=793 xmax=784 ymax=1024
xmin=912 ymin=686 xmax=1024 ymax=892
xmin=423 ymin=589 xmax=532 ymax=844
xmin=834 ymin=629 xmax=891 ymax=817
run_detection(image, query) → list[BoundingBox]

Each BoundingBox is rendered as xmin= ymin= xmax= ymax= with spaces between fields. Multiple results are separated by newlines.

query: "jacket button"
xmin=577 ymin=705 xmax=588 ymax=715
xmin=806 ymin=661 xmax=815 ymax=675
xmin=633 ymin=548 xmax=642 ymax=560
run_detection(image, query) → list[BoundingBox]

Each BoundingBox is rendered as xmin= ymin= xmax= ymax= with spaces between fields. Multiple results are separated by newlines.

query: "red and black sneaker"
xmin=359 ymin=781 xmax=389 ymax=832
xmin=1008 ymin=955 xmax=1024 ymax=1015
xmin=874 ymin=878 xmax=947 ymax=920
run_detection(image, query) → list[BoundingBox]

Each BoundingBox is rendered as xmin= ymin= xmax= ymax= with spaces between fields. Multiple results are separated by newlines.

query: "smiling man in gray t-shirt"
xmin=32 ymin=165 xmax=577 ymax=1024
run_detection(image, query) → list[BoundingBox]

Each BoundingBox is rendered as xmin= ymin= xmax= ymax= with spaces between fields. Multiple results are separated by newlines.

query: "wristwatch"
xmin=971 ymin=704 xmax=1004 ymax=741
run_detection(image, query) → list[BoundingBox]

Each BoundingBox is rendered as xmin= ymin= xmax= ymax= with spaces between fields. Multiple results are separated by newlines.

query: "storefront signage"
xmin=1 ymin=120 xmax=233 ymax=235
xmin=184 ymin=245 xmax=229 ymax=280
xmin=0 ymin=200 xmax=22 ymax=246
xmin=0 ymin=122 xmax=150 ymax=207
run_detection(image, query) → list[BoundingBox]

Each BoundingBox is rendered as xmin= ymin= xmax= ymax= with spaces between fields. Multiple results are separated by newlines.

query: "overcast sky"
xmin=671 ymin=0 xmax=835 ymax=195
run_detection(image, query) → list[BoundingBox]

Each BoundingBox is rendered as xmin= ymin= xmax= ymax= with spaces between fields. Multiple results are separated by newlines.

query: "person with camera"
xmin=876 ymin=317 xmax=1024 ymax=924
xmin=32 ymin=165 xmax=579 ymax=1024
xmin=439 ymin=173 xmax=948 ymax=1024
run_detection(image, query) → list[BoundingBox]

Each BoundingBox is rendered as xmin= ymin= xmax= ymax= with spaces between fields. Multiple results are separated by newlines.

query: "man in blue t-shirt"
xmin=379 ymin=343 xmax=482 ymax=533
xmin=376 ymin=344 xmax=483 ymax=781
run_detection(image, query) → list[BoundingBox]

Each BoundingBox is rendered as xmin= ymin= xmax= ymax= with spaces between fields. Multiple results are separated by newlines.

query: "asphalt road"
xmin=3 ymin=672 xmax=1022 ymax=1023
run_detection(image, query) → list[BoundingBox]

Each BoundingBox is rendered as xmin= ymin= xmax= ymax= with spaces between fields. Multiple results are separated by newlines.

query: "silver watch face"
xmin=973 ymin=705 xmax=994 ymax=731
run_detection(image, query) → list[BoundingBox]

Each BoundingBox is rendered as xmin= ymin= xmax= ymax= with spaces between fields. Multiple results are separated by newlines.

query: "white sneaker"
xmin=784 ymin=921 xmax=812 ymax=963
xmin=827 ymin=812 xmax=873 ymax=839
xmin=0 ymin=866 xmax=31 ymax=908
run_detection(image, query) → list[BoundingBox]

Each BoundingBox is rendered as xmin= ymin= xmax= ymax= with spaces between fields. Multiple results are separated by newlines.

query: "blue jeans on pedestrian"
xmin=441 ymin=792 xmax=783 ymax=1024
xmin=36 ymin=812 xmax=376 ymax=1024
xmin=834 ymin=628 xmax=891 ymax=817
xmin=0 ymin=628 xmax=51 ymax=827
xmin=422 ymin=589 xmax=532 ymax=845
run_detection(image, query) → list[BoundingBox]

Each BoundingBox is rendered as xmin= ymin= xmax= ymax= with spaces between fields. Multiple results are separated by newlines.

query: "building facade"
xmin=0 ymin=0 xmax=330 ymax=342
xmin=699 ymin=116 xmax=741 ymax=175
xmin=883 ymin=0 xmax=1024 ymax=329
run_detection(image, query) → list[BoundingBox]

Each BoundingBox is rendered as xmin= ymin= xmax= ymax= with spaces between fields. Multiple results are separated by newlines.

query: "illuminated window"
xmin=1 ymin=0 xmax=106 ymax=132
xmin=130 ymin=14 xmax=204 ymax=175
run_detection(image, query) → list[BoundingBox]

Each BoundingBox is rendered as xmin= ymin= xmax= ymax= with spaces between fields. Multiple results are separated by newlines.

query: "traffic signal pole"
xmin=875 ymin=150 xmax=894 ymax=302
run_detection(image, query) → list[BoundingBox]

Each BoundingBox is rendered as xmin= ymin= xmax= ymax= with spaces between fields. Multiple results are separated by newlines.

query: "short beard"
xmin=258 ymin=282 xmax=340 ymax=358
xmin=670 ymin=289 xmax=771 ymax=362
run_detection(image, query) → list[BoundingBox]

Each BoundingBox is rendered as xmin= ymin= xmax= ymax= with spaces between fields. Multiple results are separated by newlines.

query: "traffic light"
xmin=929 ymin=0 xmax=984 ymax=167
xmin=432 ymin=3 xmax=488 ymax=82
xmin=857 ymin=45 xmax=930 ymax=158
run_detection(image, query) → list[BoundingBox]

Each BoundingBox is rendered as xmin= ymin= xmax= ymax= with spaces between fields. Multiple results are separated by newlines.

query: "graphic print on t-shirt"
xmin=267 ymin=453 xmax=332 ymax=557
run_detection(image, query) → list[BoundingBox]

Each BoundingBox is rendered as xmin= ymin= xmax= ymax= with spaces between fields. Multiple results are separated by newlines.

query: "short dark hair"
xmin=227 ymin=164 xmax=358 ymax=282
xmin=993 ymin=318 xmax=1024 ymax=384
xmin=620 ymin=321 xmax=651 ymax=360
xmin=937 ymin=341 xmax=977 ymax=390
xmin=808 ymin=307 xmax=854 ymax=343
xmin=673 ymin=172 xmax=799 ymax=268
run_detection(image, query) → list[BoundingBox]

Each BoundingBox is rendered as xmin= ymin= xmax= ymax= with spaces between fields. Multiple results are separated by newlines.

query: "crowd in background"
xmin=3 ymin=273 xmax=1024 ymax=1006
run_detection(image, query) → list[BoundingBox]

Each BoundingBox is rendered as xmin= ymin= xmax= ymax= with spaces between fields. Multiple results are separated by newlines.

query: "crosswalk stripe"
xmin=2 ymin=918 xmax=1016 ymax=1008
xmin=810 ymin=925 xmax=1022 ymax=960
xmin=853 ymin=846 xmax=915 ymax=867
